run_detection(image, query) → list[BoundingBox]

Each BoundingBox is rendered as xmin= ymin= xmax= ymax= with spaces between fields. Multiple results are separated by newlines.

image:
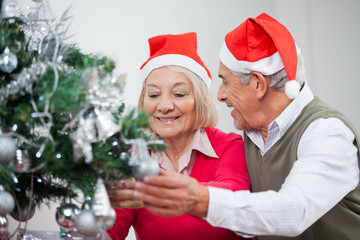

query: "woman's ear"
xmin=251 ymin=72 xmax=268 ymax=99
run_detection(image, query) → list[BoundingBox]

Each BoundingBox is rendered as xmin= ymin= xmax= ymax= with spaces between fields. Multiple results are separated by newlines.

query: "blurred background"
xmin=10 ymin=0 xmax=360 ymax=239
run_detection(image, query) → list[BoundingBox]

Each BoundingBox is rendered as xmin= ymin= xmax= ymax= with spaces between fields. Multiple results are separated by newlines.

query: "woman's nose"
xmin=157 ymin=99 xmax=174 ymax=112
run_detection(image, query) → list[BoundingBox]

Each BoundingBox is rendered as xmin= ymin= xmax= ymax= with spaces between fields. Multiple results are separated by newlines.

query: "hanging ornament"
xmin=129 ymin=139 xmax=160 ymax=181
xmin=0 ymin=135 xmax=17 ymax=164
xmin=0 ymin=47 xmax=18 ymax=73
xmin=55 ymin=198 xmax=80 ymax=232
xmin=103 ymin=208 xmax=116 ymax=230
xmin=74 ymin=207 xmax=103 ymax=237
xmin=10 ymin=201 xmax=36 ymax=222
xmin=14 ymin=149 xmax=31 ymax=173
xmin=92 ymin=178 xmax=112 ymax=218
xmin=94 ymin=109 xmax=121 ymax=141
xmin=0 ymin=216 xmax=9 ymax=240
xmin=0 ymin=0 xmax=20 ymax=23
xmin=0 ymin=186 xmax=15 ymax=216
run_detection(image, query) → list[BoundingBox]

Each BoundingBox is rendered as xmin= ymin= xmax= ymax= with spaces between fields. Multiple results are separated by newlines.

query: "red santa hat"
xmin=140 ymin=32 xmax=212 ymax=88
xmin=219 ymin=13 xmax=301 ymax=99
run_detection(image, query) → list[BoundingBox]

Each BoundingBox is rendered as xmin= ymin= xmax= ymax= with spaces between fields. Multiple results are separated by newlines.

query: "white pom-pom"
xmin=285 ymin=80 xmax=300 ymax=99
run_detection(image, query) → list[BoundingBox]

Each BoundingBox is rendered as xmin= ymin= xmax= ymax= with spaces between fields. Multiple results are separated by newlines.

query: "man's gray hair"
xmin=231 ymin=53 xmax=306 ymax=91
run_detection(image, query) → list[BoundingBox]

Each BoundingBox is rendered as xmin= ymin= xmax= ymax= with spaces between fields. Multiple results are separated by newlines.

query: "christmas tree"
xmin=0 ymin=0 xmax=164 ymax=238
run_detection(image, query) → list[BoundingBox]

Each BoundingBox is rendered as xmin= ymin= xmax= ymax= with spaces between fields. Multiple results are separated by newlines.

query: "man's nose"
xmin=217 ymin=85 xmax=227 ymax=102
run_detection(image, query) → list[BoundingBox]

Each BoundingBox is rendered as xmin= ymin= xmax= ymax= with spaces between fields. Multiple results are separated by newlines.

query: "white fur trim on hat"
xmin=140 ymin=54 xmax=211 ymax=88
xmin=219 ymin=42 xmax=301 ymax=76
xmin=219 ymin=42 xmax=283 ymax=75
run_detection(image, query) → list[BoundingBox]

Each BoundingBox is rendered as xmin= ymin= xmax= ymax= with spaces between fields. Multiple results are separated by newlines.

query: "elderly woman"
xmin=107 ymin=32 xmax=250 ymax=240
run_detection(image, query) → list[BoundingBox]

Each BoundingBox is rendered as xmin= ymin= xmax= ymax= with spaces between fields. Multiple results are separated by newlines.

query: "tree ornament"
xmin=130 ymin=139 xmax=160 ymax=181
xmin=55 ymin=198 xmax=80 ymax=232
xmin=0 ymin=135 xmax=17 ymax=164
xmin=14 ymin=149 xmax=31 ymax=173
xmin=94 ymin=109 xmax=121 ymax=141
xmin=0 ymin=186 xmax=15 ymax=216
xmin=0 ymin=216 xmax=9 ymax=240
xmin=74 ymin=208 xmax=103 ymax=237
xmin=0 ymin=0 xmax=20 ymax=23
xmin=92 ymin=178 xmax=112 ymax=218
xmin=10 ymin=202 xmax=36 ymax=222
xmin=103 ymin=208 xmax=116 ymax=230
xmin=0 ymin=47 xmax=18 ymax=73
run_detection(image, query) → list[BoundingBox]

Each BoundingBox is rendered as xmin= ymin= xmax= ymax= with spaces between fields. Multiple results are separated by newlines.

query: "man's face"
xmin=217 ymin=62 xmax=257 ymax=131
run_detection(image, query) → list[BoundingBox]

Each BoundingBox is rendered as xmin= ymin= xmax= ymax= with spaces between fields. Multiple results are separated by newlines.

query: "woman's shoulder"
xmin=205 ymin=127 xmax=243 ymax=144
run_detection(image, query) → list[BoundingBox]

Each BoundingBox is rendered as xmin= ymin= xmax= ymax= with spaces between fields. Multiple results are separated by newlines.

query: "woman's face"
xmin=143 ymin=67 xmax=196 ymax=141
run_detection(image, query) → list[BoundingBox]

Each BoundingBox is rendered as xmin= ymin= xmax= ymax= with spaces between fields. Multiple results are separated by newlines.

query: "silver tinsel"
xmin=68 ymin=70 xmax=125 ymax=164
xmin=0 ymin=60 xmax=47 ymax=102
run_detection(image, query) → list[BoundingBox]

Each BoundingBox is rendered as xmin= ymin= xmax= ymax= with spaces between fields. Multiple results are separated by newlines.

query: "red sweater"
xmin=107 ymin=128 xmax=250 ymax=240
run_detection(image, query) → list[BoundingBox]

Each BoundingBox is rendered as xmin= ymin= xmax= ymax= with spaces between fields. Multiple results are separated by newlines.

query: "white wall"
xmin=9 ymin=0 xmax=360 ymax=239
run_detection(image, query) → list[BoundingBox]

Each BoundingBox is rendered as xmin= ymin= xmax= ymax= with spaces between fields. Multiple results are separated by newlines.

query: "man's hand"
xmin=133 ymin=169 xmax=209 ymax=217
xmin=106 ymin=177 xmax=144 ymax=209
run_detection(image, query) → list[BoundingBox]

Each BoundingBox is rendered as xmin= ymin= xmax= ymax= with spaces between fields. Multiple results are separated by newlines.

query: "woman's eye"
xmin=149 ymin=94 xmax=158 ymax=98
xmin=174 ymin=93 xmax=185 ymax=98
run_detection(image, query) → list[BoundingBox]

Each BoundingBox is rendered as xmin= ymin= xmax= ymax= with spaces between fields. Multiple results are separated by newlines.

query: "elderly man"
xmin=133 ymin=13 xmax=360 ymax=239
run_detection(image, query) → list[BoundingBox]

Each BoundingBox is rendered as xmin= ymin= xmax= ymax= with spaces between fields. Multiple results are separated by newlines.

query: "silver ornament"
xmin=92 ymin=178 xmax=112 ymax=218
xmin=0 ymin=47 xmax=18 ymax=73
xmin=55 ymin=198 xmax=80 ymax=232
xmin=94 ymin=109 xmax=121 ymax=141
xmin=10 ymin=202 xmax=35 ymax=222
xmin=103 ymin=208 xmax=116 ymax=230
xmin=0 ymin=135 xmax=17 ymax=164
xmin=0 ymin=216 xmax=9 ymax=240
xmin=130 ymin=139 xmax=160 ymax=181
xmin=15 ymin=149 xmax=31 ymax=173
xmin=74 ymin=209 xmax=103 ymax=237
xmin=0 ymin=186 xmax=15 ymax=216
xmin=0 ymin=0 xmax=20 ymax=23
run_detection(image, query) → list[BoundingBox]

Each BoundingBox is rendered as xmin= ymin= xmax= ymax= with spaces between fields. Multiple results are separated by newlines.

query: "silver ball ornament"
xmin=74 ymin=209 xmax=103 ymax=237
xmin=132 ymin=157 xmax=160 ymax=181
xmin=103 ymin=208 xmax=116 ymax=230
xmin=0 ymin=188 xmax=15 ymax=216
xmin=56 ymin=202 xmax=80 ymax=231
xmin=0 ymin=136 xmax=17 ymax=164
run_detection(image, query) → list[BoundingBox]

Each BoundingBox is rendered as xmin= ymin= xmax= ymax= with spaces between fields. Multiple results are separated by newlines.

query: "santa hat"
xmin=140 ymin=32 xmax=212 ymax=88
xmin=219 ymin=13 xmax=301 ymax=99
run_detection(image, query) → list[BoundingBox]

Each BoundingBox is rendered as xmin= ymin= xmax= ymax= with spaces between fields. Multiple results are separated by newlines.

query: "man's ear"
xmin=251 ymin=72 xmax=268 ymax=99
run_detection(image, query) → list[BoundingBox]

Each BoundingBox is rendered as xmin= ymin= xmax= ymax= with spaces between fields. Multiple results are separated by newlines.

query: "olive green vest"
xmin=244 ymin=97 xmax=360 ymax=240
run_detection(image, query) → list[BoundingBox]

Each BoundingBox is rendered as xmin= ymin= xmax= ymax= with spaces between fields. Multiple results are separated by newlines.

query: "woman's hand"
xmin=106 ymin=177 xmax=144 ymax=209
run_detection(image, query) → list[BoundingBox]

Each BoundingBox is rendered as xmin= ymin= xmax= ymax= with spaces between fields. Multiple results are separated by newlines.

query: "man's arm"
xmin=133 ymin=169 xmax=209 ymax=217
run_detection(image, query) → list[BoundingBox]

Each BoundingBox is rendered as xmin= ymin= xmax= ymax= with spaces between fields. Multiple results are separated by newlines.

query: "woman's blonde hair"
xmin=138 ymin=65 xmax=219 ymax=130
